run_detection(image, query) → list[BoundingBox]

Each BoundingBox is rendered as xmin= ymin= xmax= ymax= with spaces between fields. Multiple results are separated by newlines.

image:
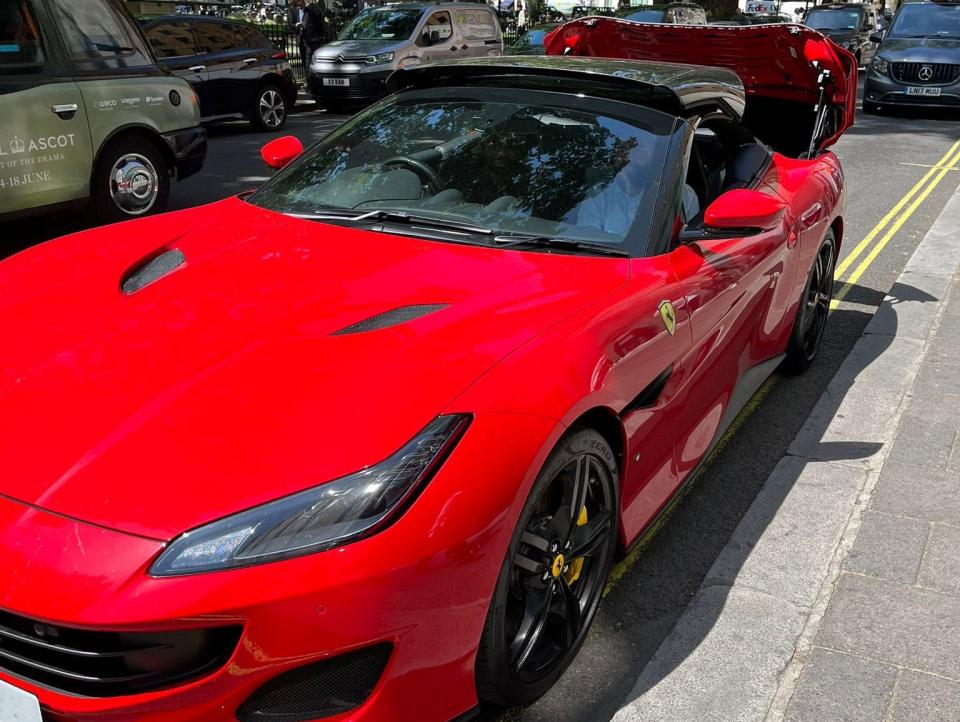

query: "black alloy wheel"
xmin=476 ymin=429 xmax=619 ymax=706
xmin=784 ymin=231 xmax=836 ymax=373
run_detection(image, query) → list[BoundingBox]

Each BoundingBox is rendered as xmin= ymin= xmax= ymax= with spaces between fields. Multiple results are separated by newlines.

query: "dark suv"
xmin=804 ymin=3 xmax=880 ymax=67
xmin=864 ymin=0 xmax=960 ymax=113
xmin=140 ymin=16 xmax=297 ymax=131
xmin=615 ymin=3 xmax=707 ymax=24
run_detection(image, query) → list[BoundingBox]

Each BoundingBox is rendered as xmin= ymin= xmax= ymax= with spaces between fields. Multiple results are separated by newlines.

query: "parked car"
xmin=0 ymin=0 xmax=205 ymax=224
xmin=140 ymin=15 xmax=297 ymax=131
xmin=570 ymin=4 xmax=616 ymax=18
xmin=308 ymin=2 xmax=503 ymax=109
xmin=864 ymin=0 xmax=960 ymax=113
xmin=615 ymin=2 xmax=707 ymax=24
xmin=712 ymin=13 xmax=791 ymax=25
xmin=507 ymin=23 xmax=560 ymax=55
xmin=804 ymin=2 xmax=881 ymax=67
xmin=0 ymin=22 xmax=854 ymax=722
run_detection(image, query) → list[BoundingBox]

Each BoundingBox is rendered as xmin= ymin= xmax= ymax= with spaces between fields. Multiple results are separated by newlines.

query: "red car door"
xmin=666 ymin=190 xmax=794 ymax=480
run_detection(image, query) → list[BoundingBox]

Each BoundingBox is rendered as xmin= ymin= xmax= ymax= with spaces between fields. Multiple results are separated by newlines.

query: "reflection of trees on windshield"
xmin=338 ymin=9 xmax=423 ymax=40
xmin=251 ymin=97 xmax=662 ymax=245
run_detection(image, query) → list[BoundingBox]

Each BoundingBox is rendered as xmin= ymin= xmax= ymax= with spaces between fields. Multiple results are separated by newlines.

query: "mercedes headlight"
xmin=365 ymin=52 xmax=394 ymax=65
xmin=150 ymin=415 xmax=470 ymax=576
xmin=872 ymin=56 xmax=889 ymax=76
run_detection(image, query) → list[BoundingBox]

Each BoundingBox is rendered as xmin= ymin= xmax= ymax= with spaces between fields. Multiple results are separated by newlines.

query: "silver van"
xmin=308 ymin=2 xmax=502 ymax=109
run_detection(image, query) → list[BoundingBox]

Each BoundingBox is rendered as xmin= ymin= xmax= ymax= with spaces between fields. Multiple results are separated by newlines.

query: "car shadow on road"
xmin=852 ymin=105 xmax=960 ymax=140
xmin=488 ymin=279 xmax=937 ymax=722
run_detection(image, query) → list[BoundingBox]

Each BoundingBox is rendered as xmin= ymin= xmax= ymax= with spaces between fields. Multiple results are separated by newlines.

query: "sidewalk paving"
xmin=612 ymin=187 xmax=960 ymax=722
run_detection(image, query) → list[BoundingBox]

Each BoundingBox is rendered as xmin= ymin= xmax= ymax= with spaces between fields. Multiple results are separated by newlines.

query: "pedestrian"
xmin=288 ymin=0 xmax=309 ymax=72
xmin=302 ymin=1 xmax=327 ymax=67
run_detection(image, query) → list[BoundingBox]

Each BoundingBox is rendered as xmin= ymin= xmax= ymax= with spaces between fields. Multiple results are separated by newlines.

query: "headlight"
xmin=873 ymin=57 xmax=889 ymax=76
xmin=150 ymin=415 xmax=470 ymax=576
xmin=365 ymin=52 xmax=394 ymax=65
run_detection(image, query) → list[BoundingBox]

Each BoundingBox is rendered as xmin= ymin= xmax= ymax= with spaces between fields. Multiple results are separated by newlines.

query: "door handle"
xmin=188 ymin=64 xmax=206 ymax=72
xmin=800 ymin=203 xmax=823 ymax=228
xmin=243 ymin=57 xmax=258 ymax=64
xmin=51 ymin=103 xmax=78 ymax=118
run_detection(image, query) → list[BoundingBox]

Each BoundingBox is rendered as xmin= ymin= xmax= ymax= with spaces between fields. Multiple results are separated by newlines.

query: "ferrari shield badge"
xmin=659 ymin=301 xmax=677 ymax=336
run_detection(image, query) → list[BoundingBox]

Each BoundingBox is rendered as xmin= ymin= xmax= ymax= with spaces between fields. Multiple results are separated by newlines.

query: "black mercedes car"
xmin=140 ymin=15 xmax=298 ymax=131
xmin=864 ymin=0 xmax=960 ymax=113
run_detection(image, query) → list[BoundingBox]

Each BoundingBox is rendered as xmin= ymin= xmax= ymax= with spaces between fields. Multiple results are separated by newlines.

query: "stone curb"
xmin=611 ymin=187 xmax=960 ymax=722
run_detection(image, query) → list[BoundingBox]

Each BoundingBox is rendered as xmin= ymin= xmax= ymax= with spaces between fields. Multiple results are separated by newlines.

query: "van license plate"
xmin=323 ymin=78 xmax=349 ymax=86
xmin=906 ymin=87 xmax=941 ymax=96
xmin=0 ymin=679 xmax=42 ymax=722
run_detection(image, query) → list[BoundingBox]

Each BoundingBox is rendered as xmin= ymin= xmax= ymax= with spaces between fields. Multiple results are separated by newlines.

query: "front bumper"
xmin=307 ymin=68 xmax=393 ymax=103
xmin=0 ymin=413 xmax=557 ymax=722
xmin=161 ymin=127 xmax=208 ymax=181
xmin=864 ymin=73 xmax=960 ymax=109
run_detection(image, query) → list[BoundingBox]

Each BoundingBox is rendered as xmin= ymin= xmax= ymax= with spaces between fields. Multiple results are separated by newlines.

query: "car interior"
xmin=682 ymin=117 xmax=772 ymax=229
xmin=0 ymin=0 xmax=45 ymax=64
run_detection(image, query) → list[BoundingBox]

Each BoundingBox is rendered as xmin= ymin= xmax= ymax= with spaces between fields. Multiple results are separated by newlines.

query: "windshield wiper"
xmin=492 ymin=235 xmax=628 ymax=257
xmin=291 ymin=209 xmax=495 ymax=236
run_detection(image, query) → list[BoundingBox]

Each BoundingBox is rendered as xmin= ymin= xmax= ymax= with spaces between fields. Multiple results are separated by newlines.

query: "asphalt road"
xmin=2 ymin=89 xmax=959 ymax=721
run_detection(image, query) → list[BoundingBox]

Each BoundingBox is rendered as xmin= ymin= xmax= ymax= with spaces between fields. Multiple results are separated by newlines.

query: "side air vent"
xmin=236 ymin=643 xmax=393 ymax=722
xmin=331 ymin=304 xmax=448 ymax=335
xmin=121 ymin=249 xmax=186 ymax=294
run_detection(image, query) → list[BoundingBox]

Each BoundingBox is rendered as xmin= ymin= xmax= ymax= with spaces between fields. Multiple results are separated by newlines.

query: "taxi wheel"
xmin=476 ymin=429 xmax=619 ymax=707
xmin=92 ymin=137 xmax=170 ymax=223
xmin=251 ymin=85 xmax=289 ymax=131
xmin=783 ymin=231 xmax=836 ymax=374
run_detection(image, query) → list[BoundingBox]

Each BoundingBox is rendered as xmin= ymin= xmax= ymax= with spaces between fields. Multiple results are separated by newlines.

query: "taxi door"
xmin=0 ymin=0 xmax=94 ymax=216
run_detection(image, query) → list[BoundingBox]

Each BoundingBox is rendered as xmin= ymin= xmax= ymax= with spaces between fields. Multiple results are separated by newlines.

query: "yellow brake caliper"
xmin=564 ymin=506 xmax=588 ymax=585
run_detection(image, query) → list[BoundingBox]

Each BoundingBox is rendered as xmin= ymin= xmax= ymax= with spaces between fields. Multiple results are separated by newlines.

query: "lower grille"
xmin=891 ymin=62 xmax=960 ymax=85
xmin=236 ymin=643 xmax=392 ymax=722
xmin=0 ymin=608 xmax=241 ymax=697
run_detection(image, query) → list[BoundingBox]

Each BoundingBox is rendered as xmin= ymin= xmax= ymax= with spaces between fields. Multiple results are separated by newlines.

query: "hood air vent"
xmin=121 ymin=249 xmax=186 ymax=294
xmin=332 ymin=304 xmax=448 ymax=335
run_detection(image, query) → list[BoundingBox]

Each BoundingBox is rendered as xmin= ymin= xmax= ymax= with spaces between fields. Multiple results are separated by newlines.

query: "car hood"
xmin=0 ymin=198 xmax=627 ymax=540
xmin=878 ymin=37 xmax=960 ymax=63
xmin=314 ymin=38 xmax=409 ymax=59
xmin=544 ymin=21 xmax=856 ymax=151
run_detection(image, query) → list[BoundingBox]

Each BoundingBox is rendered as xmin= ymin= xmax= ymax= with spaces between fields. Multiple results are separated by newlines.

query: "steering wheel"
xmin=383 ymin=156 xmax=442 ymax=195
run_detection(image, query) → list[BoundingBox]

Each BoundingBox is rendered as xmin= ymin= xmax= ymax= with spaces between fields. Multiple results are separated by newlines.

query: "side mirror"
xmin=869 ymin=30 xmax=884 ymax=43
xmin=703 ymin=189 xmax=786 ymax=231
xmin=261 ymin=135 xmax=303 ymax=170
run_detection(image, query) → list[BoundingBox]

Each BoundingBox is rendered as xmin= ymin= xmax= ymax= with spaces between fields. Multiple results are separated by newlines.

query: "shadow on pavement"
xmin=489 ymin=279 xmax=938 ymax=722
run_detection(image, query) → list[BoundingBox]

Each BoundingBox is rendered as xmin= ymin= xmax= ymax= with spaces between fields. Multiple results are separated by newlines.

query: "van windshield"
xmin=888 ymin=4 xmax=960 ymax=39
xmin=804 ymin=8 xmax=861 ymax=30
xmin=338 ymin=8 xmax=424 ymax=40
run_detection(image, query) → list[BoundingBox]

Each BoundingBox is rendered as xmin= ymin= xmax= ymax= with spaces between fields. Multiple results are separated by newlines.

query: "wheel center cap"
xmin=551 ymin=554 xmax=565 ymax=578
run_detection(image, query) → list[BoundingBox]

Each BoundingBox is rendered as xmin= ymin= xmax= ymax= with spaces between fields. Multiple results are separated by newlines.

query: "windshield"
xmin=337 ymin=8 xmax=423 ymax=40
xmin=888 ymin=4 xmax=960 ymax=39
xmin=516 ymin=29 xmax=548 ymax=46
xmin=619 ymin=9 xmax=667 ymax=22
xmin=804 ymin=8 xmax=861 ymax=30
xmin=248 ymin=89 xmax=672 ymax=249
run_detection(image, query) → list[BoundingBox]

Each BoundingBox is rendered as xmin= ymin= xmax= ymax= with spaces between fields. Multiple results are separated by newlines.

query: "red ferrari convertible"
xmin=0 ymin=24 xmax=853 ymax=722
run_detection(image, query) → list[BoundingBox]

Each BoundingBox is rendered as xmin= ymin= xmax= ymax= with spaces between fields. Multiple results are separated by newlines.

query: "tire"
xmin=783 ymin=230 xmax=836 ymax=374
xmin=863 ymin=101 xmax=881 ymax=115
xmin=250 ymin=84 xmax=289 ymax=131
xmin=476 ymin=428 xmax=620 ymax=707
xmin=91 ymin=136 xmax=170 ymax=224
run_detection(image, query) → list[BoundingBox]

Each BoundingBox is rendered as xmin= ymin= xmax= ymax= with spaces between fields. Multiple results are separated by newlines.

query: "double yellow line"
xmin=831 ymin=138 xmax=960 ymax=307
xmin=604 ymin=139 xmax=960 ymax=596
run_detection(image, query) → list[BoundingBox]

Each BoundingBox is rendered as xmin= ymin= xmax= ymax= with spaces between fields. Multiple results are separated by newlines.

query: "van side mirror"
xmin=869 ymin=30 xmax=884 ymax=43
xmin=261 ymin=135 xmax=304 ymax=170
xmin=703 ymin=189 xmax=786 ymax=231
